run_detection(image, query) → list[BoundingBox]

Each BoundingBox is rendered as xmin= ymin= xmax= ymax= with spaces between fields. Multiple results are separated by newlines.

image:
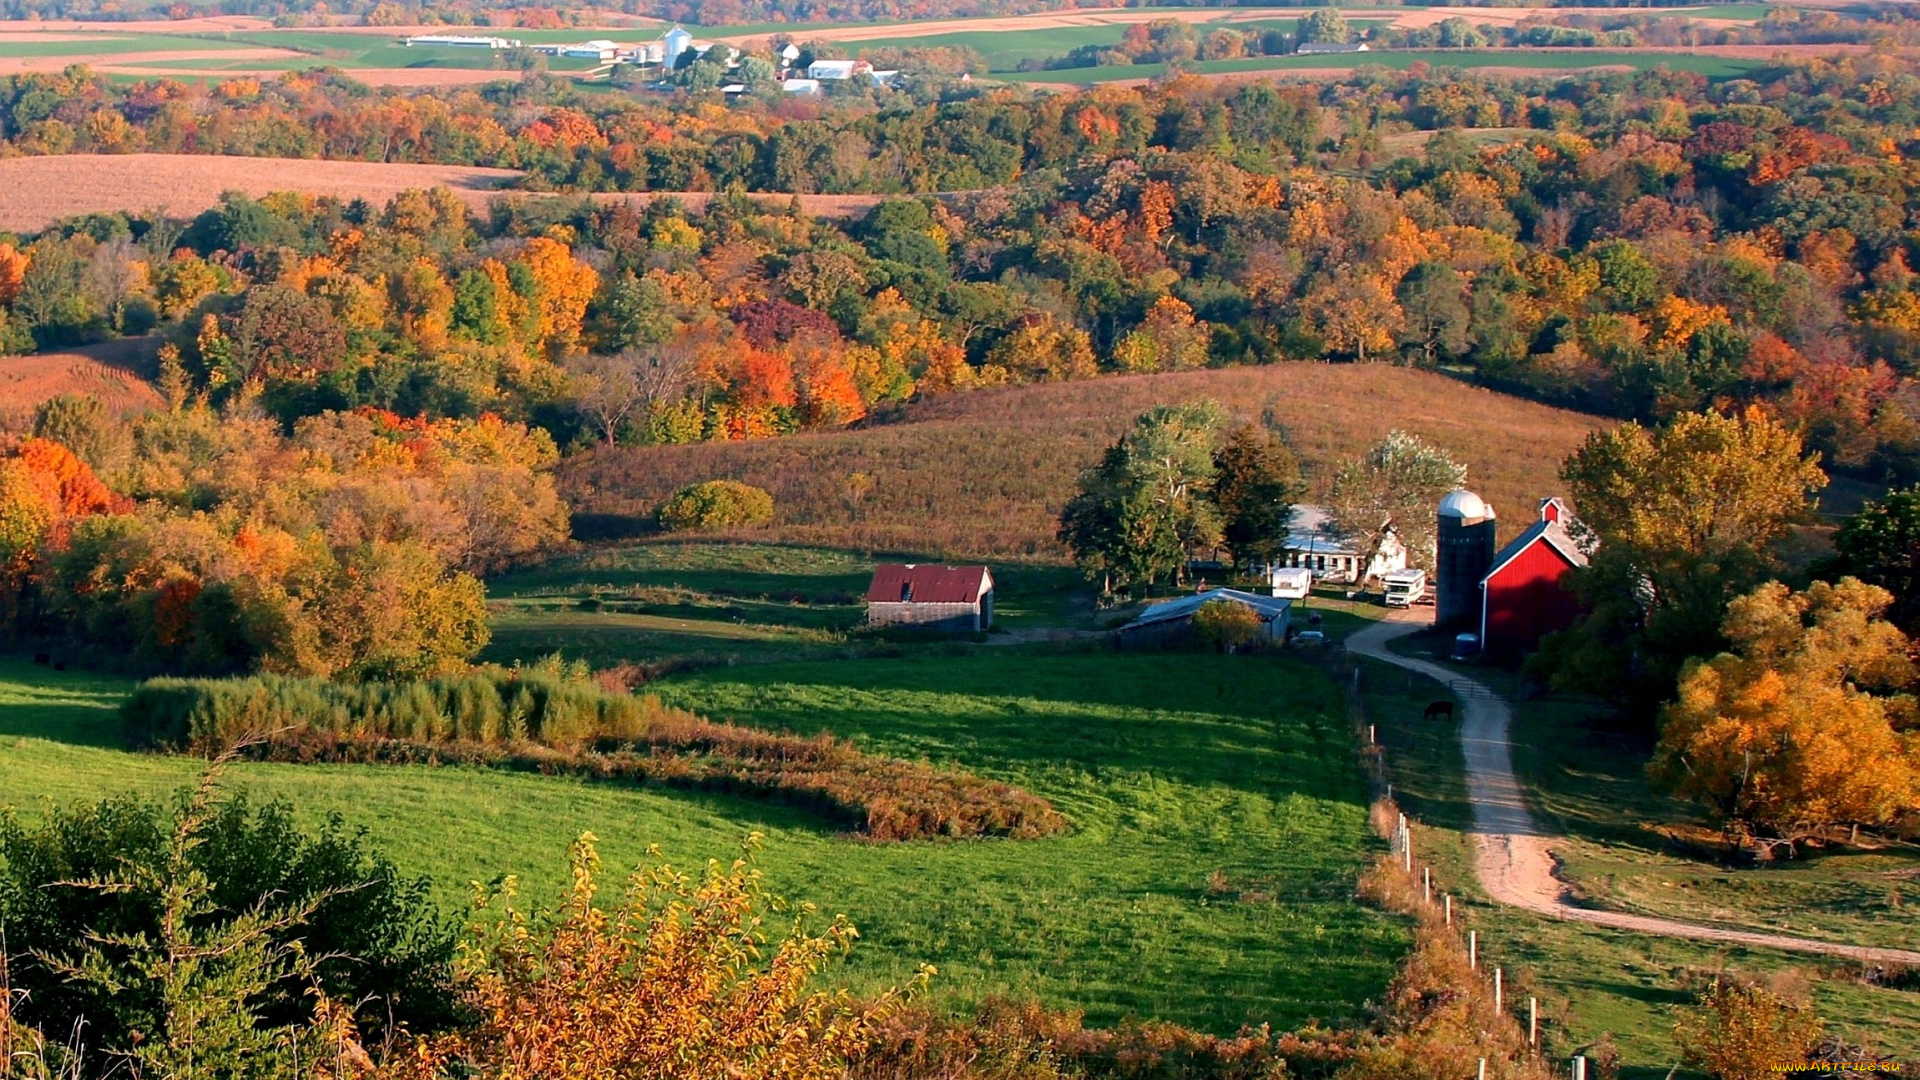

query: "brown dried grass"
xmin=563 ymin=364 xmax=1607 ymax=558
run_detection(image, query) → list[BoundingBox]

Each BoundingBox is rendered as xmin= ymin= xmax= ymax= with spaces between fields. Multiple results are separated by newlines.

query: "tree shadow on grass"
xmin=0 ymin=660 xmax=134 ymax=750
xmin=654 ymin=648 xmax=1370 ymax=807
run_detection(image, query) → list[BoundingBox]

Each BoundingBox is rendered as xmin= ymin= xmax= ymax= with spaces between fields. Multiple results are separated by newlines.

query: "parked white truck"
xmin=1382 ymin=568 xmax=1429 ymax=607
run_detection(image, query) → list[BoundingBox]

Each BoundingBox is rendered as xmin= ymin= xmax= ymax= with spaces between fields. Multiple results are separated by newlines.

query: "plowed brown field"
xmin=0 ymin=154 xmax=523 ymax=233
xmin=0 ymin=337 xmax=162 ymax=420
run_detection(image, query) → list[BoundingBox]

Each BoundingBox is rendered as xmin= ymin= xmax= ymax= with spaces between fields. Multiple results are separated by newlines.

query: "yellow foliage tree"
xmin=1112 ymin=296 xmax=1211 ymax=373
xmin=391 ymin=835 xmax=921 ymax=1080
xmin=1654 ymin=577 xmax=1920 ymax=846
xmin=1672 ymin=978 xmax=1824 ymax=1078
xmin=987 ymin=315 xmax=1097 ymax=383
xmin=513 ymin=237 xmax=600 ymax=356
xmin=1300 ymin=273 xmax=1403 ymax=363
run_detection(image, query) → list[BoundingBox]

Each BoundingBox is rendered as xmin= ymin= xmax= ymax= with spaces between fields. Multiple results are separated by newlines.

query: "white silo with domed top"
xmin=1436 ymin=489 xmax=1497 ymax=629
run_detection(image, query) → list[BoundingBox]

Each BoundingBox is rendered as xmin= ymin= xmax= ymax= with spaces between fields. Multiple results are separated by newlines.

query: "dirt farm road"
xmin=1345 ymin=610 xmax=1920 ymax=966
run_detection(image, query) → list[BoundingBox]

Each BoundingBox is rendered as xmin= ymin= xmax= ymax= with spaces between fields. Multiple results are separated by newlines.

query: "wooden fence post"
xmin=1529 ymin=996 xmax=1538 ymax=1050
xmin=1468 ymin=930 xmax=1477 ymax=969
xmin=1494 ymin=967 xmax=1502 ymax=1015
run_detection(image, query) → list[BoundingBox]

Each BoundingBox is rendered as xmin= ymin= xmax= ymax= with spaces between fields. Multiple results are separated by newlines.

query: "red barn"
xmin=866 ymin=564 xmax=995 ymax=632
xmin=1480 ymin=498 xmax=1588 ymax=655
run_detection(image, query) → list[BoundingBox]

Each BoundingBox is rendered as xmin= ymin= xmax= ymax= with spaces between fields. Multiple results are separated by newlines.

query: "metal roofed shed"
xmin=1117 ymin=588 xmax=1292 ymax=647
xmin=866 ymin=564 xmax=994 ymax=632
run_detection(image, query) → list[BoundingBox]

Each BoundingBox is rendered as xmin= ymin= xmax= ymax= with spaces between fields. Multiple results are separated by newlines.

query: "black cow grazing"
xmin=1423 ymin=700 xmax=1454 ymax=722
xmin=52 ymin=661 xmax=65 ymax=671
xmin=32 ymin=653 xmax=49 ymax=665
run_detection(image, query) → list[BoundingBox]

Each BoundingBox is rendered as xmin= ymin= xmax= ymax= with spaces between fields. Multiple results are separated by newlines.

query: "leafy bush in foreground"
xmin=121 ymin=667 xmax=1067 ymax=842
xmin=0 ymin=785 xmax=455 ymax=1078
xmin=658 ymin=480 xmax=775 ymax=532
xmin=386 ymin=834 xmax=920 ymax=1080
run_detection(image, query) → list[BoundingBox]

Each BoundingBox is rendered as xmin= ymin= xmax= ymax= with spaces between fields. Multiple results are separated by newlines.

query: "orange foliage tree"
xmin=1653 ymin=577 xmax=1920 ymax=847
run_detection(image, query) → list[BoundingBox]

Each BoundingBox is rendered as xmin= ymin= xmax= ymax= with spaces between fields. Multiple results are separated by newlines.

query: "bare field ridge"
xmin=0 ymin=154 xmax=524 ymax=233
xmin=564 ymin=364 xmax=1606 ymax=557
xmin=0 ymin=337 xmax=163 ymax=420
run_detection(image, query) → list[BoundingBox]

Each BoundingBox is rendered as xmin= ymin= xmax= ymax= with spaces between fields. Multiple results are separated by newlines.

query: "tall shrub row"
xmin=124 ymin=667 xmax=658 ymax=752
xmin=120 ymin=671 xmax=1067 ymax=842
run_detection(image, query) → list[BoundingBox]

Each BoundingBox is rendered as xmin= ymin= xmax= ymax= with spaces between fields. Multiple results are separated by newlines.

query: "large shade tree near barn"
xmin=1059 ymin=400 xmax=1225 ymax=598
xmin=1326 ymin=430 xmax=1466 ymax=576
xmin=1542 ymin=406 xmax=1827 ymax=708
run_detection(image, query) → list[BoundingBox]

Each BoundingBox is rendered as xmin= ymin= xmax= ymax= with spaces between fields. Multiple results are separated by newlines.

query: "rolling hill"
xmin=561 ymin=364 xmax=1610 ymax=557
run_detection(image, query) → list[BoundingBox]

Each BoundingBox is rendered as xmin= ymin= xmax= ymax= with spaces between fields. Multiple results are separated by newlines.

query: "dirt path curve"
xmin=1345 ymin=609 xmax=1920 ymax=966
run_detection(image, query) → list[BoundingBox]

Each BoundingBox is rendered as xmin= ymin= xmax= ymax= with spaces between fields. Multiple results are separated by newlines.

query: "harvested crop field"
xmin=0 ymin=337 xmax=162 ymax=421
xmin=563 ymin=364 xmax=1607 ymax=557
xmin=0 ymin=15 xmax=272 ymax=33
xmin=0 ymin=154 xmax=523 ymax=234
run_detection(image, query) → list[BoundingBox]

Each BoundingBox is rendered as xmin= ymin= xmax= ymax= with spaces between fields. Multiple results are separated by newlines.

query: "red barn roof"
xmin=866 ymin=564 xmax=993 ymax=605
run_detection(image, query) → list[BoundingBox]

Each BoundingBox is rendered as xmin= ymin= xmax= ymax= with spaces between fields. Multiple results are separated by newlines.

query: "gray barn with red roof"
xmin=866 ymin=564 xmax=995 ymax=632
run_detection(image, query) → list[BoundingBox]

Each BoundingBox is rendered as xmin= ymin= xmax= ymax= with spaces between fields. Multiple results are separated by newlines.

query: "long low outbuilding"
xmin=1116 ymin=588 xmax=1292 ymax=647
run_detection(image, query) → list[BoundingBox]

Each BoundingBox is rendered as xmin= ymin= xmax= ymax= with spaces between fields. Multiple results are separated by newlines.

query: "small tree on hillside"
xmin=1327 ymin=431 xmax=1466 ymax=578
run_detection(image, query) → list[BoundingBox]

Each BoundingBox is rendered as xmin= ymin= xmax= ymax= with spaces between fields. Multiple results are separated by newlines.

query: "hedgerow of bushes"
xmin=122 ymin=667 xmax=1066 ymax=842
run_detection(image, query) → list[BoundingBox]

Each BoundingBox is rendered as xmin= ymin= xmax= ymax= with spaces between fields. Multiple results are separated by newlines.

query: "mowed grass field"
xmin=482 ymin=541 xmax=1094 ymax=669
xmin=0 ymin=5 xmax=1805 ymax=84
xmin=1007 ymin=48 xmax=1769 ymax=84
xmin=563 ymin=364 xmax=1608 ymax=558
xmin=0 ymin=640 xmax=1407 ymax=1032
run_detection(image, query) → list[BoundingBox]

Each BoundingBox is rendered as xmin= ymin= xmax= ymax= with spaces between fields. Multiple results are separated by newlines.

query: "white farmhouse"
xmin=1279 ymin=505 xmax=1407 ymax=585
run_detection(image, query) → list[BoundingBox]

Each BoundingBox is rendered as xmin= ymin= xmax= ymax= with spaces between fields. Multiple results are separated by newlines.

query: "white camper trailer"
xmin=1270 ymin=566 xmax=1312 ymax=600
xmin=1382 ymin=568 xmax=1429 ymax=607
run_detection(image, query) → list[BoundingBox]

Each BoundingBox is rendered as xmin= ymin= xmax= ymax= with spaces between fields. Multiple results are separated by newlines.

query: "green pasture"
xmin=838 ymin=25 xmax=1129 ymax=72
xmin=0 ymin=26 xmax=620 ymax=75
xmin=833 ymin=18 xmax=1398 ymax=72
xmin=1008 ymin=48 xmax=1769 ymax=84
xmin=1350 ymin=631 xmax=1920 ymax=1071
xmin=0 ymin=33 xmax=256 ymax=57
xmin=0 ymin=640 xmax=1404 ymax=1033
xmin=481 ymin=541 xmax=1094 ymax=669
